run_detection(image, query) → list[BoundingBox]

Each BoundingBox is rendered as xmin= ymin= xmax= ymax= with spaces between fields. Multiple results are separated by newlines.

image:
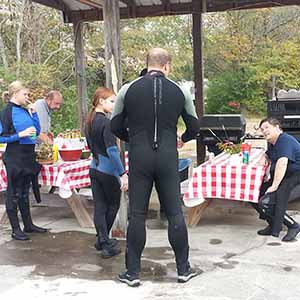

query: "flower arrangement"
xmin=216 ymin=141 xmax=241 ymax=155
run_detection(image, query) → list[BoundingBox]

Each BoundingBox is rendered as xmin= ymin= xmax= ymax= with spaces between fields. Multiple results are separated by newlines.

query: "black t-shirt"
xmin=267 ymin=132 xmax=300 ymax=175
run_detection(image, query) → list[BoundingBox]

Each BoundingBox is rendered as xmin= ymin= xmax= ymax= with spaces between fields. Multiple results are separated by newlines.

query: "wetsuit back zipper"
xmin=153 ymin=77 xmax=162 ymax=150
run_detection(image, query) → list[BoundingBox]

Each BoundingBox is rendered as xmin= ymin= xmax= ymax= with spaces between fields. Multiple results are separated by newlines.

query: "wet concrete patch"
xmin=266 ymin=242 xmax=282 ymax=246
xmin=209 ymin=238 xmax=222 ymax=245
xmin=146 ymin=219 xmax=168 ymax=230
xmin=0 ymin=231 xmax=183 ymax=282
xmin=142 ymin=246 xmax=174 ymax=260
xmin=214 ymin=261 xmax=236 ymax=269
xmin=283 ymin=266 xmax=293 ymax=272
xmin=222 ymin=253 xmax=237 ymax=259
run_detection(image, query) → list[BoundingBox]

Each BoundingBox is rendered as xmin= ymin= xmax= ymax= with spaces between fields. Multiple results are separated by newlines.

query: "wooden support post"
xmin=0 ymin=210 xmax=9 ymax=225
xmin=103 ymin=0 xmax=122 ymax=91
xmin=73 ymin=18 xmax=88 ymax=134
xmin=103 ymin=0 xmax=127 ymax=237
xmin=192 ymin=2 xmax=206 ymax=166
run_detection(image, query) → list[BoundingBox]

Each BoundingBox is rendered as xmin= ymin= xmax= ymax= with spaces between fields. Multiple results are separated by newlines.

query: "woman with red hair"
xmin=85 ymin=87 xmax=128 ymax=258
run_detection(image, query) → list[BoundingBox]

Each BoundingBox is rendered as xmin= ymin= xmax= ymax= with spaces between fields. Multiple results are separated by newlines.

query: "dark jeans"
xmin=89 ymin=169 xmax=121 ymax=244
xmin=252 ymin=172 xmax=300 ymax=235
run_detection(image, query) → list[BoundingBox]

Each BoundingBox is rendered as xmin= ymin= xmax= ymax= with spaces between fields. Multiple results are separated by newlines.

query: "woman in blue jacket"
xmin=85 ymin=87 xmax=128 ymax=259
xmin=0 ymin=81 xmax=47 ymax=241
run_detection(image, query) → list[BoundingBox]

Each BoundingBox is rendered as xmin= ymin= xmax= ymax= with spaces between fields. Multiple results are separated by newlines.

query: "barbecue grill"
xmin=198 ymin=114 xmax=246 ymax=155
xmin=267 ymin=89 xmax=300 ymax=139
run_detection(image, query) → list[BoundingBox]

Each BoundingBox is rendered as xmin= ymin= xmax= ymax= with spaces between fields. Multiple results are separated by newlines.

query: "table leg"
xmin=66 ymin=192 xmax=94 ymax=228
xmin=0 ymin=209 xmax=9 ymax=225
xmin=187 ymin=201 xmax=210 ymax=227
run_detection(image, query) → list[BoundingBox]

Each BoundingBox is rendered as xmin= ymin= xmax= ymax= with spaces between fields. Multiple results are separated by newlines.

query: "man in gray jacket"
xmin=34 ymin=90 xmax=62 ymax=144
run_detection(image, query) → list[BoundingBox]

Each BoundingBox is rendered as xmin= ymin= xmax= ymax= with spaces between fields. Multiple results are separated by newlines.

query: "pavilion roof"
xmin=32 ymin=0 xmax=300 ymax=22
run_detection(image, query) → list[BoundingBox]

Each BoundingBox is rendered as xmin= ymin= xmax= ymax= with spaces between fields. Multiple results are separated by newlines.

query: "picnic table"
xmin=182 ymin=148 xmax=268 ymax=226
xmin=0 ymin=159 xmax=94 ymax=228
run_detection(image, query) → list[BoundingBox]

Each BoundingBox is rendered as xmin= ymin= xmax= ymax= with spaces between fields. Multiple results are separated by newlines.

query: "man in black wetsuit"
xmin=111 ymin=48 xmax=200 ymax=287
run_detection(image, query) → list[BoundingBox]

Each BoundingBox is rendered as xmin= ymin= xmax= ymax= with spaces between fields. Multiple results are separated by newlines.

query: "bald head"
xmin=146 ymin=48 xmax=171 ymax=70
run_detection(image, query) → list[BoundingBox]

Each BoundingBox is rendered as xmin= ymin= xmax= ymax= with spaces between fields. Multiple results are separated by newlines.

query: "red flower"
xmin=228 ymin=101 xmax=240 ymax=109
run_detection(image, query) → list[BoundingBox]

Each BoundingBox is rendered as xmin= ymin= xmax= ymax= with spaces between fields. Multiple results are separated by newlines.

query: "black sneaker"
xmin=11 ymin=229 xmax=30 ymax=241
xmin=178 ymin=268 xmax=199 ymax=283
xmin=101 ymin=247 xmax=121 ymax=259
xmin=24 ymin=224 xmax=48 ymax=233
xmin=118 ymin=271 xmax=140 ymax=287
xmin=95 ymin=238 xmax=118 ymax=251
xmin=282 ymin=225 xmax=300 ymax=242
xmin=257 ymin=225 xmax=272 ymax=236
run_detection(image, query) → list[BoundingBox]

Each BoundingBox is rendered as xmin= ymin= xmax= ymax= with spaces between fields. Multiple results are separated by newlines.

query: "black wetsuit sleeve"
xmin=111 ymin=84 xmax=130 ymax=142
xmin=103 ymin=120 xmax=126 ymax=175
xmin=180 ymin=86 xmax=200 ymax=142
xmin=103 ymin=120 xmax=118 ymax=148
xmin=0 ymin=104 xmax=20 ymax=143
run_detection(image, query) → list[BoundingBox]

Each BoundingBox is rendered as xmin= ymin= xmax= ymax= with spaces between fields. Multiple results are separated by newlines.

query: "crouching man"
xmin=252 ymin=117 xmax=300 ymax=242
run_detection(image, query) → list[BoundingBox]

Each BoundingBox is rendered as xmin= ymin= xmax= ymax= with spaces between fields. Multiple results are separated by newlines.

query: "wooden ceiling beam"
xmin=78 ymin=0 xmax=103 ymax=9
xmin=69 ymin=3 xmax=194 ymax=22
xmin=206 ymin=0 xmax=300 ymax=12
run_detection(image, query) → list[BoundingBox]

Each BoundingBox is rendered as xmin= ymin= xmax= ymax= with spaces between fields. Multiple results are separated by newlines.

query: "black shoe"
xmin=282 ymin=225 xmax=300 ymax=242
xmin=24 ymin=224 xmax=48 ymax=233
xmin=94 ymin=238 xmax=118 ymax=251
xmin=101 ymin=246 xmax=121 ymax=259
xmin=257 ymin=225 xmax=272 ymax=236
xmin=118 ymin=271 xmax=140 ymax=287
xmin=11 ymin=229 xmax=30 ymax=241
xmin=178 ymin=268 xmax=199 ymax=283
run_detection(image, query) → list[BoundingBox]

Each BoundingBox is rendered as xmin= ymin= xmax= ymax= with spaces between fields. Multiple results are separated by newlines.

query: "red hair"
xmin=86 ymin=87 xmax=115 ymax=133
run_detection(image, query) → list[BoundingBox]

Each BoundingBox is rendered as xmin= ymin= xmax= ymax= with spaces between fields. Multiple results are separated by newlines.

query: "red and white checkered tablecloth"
xmin=183 ymin=148 xmax=268 ymax=207
xmin=0 ymin=159 xmax=91 ymax=198
xmin=39 ymin=159 xmax=91 ymax=192
xmin=0 ymin=152 xmax=129 ymax=198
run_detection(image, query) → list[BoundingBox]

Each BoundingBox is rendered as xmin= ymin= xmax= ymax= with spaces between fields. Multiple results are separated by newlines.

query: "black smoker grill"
xmin=198 ymin=114 xmax=246 ymax=155
xmin=267 ymin=90 xmax=300 ymax=140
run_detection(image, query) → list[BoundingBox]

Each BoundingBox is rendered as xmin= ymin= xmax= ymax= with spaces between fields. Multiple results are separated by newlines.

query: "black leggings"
xmin=252 ymin=172 xmax=300 ymax=235
xmin=89 ymin=169 xmax=121 ymax=244
xmin=126 ymin=143 xmax=189 ymax=276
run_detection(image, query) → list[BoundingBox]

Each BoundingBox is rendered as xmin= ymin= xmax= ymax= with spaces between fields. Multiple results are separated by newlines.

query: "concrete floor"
xmin=1 ymin=194 xmax=300 ymax=300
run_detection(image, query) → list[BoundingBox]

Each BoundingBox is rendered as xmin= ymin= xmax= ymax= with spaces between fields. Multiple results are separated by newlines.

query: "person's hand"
xmin=120 ymin=173 xmax=128 ymax=192
xmin=266 ymin=185 xmax=277 ymax=194
xmin=19 ymin=127 xmax=36 ymax=138
xmin=258 ymin=154 xmax=269 ymax=166
xmin=177 ymin=135 xmax=185 ymax=149
xmin=27 ymin=103 xmax=36 ymax=113
xmin=47 ymin=132 xmax=54 ymax=140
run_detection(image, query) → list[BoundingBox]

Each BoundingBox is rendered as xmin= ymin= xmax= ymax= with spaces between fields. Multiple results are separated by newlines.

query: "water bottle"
xmin=243 ymin=150 xmax=249 ymax=164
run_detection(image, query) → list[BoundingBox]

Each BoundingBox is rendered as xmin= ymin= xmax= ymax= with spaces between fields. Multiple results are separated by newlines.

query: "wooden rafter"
xmin=78 ymin=0 xmax=103 ymax=8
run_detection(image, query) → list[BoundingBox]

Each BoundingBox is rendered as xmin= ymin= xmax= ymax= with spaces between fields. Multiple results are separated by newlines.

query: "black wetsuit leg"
xmin=5 ymin=171 xmax=23 ymax=231
xmin=90 ymin=169 xmax=121 ymax=243
xmin=18 ymin=175 xmax=34 ymax=228
xmin=155 ymin=148 xmax=189 ymax=275
xmin=125 ymin=149 xmax=154 ymax=276
xmin=125 ymin=133 xmax=189 ymax=276
xmin=251 ymin=179 xmax=299 ymax=234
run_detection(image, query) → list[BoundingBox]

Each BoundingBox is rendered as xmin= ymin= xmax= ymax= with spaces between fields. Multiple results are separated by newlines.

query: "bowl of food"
xmin=59 ymin=148 xmax=82 ymax=161
xmin=36 ymin=143 xmax=54 ymax=164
